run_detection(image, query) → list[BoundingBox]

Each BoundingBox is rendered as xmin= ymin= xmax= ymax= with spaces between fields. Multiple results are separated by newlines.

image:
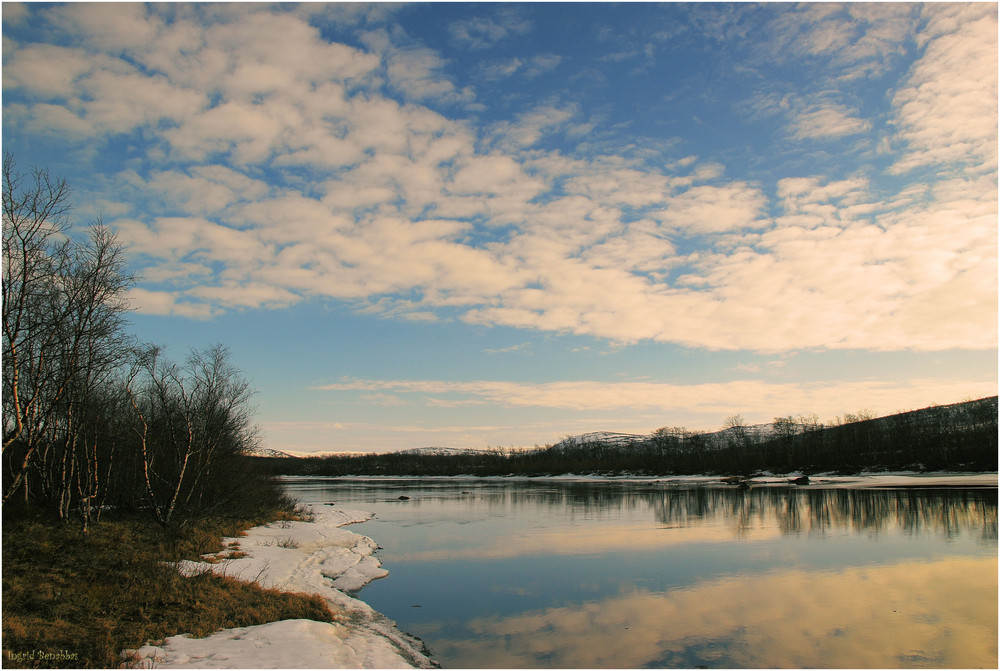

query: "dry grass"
xmin=2 ymin=511 xmax=338 ymax=668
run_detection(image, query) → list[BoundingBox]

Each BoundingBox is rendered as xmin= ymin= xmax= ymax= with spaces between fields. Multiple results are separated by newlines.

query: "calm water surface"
xmin=284 ymin=477 xmax=997 ymax=669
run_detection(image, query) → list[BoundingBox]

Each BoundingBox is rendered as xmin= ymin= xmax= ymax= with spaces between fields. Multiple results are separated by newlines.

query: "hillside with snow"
xmin=395 ymin=446 xmax=483 ymax=457
xmin=555 ymin=431 xmax=647 ymax=448
xmin=248 ymin=447 xmax=299 ymax=459
xmin=256 ymin=397 xmax=997 ymax=477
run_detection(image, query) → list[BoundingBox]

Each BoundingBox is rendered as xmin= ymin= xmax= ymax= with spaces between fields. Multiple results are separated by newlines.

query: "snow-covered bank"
xmin=770 ymin=471 xmax=998 ymax=488
xmin=125 ymin=505 xmax=436 ymax=669
xmin=679 ymin=471 xmax=998 ymax=488
xmin=278 ymin=471 xmax=998 ymax=487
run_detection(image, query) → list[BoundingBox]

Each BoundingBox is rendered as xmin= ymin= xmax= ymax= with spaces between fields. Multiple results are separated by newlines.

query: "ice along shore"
xmin=125 ymin=504 xmax=437 ymax=668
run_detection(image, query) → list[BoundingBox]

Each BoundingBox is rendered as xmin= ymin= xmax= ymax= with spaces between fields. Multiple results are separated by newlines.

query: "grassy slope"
xmin=2 ymin=509 xmax=339 ymax=669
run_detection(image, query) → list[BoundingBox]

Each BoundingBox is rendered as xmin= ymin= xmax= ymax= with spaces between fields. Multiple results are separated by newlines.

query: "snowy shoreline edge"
xmin=124 ymin=504 xmax=437 ymax=669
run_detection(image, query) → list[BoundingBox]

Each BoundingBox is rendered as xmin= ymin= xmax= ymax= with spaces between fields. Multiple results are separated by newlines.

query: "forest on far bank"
xmin=253 ymin=396 xmax=999 ymax=478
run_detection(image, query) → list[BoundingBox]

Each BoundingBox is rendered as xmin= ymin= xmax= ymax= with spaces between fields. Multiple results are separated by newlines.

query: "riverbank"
xmin=124 ymin=504 xmax=437 ymax=668
xmin=278 ymin=470 xmax=999 ymax=487
xmin=2 ymin=510 xmax=340 ymax=668
xmin=121 ymin=471 xmax=997 ymax=667
xmin=637 ymin=471 xmax=999 ymax=487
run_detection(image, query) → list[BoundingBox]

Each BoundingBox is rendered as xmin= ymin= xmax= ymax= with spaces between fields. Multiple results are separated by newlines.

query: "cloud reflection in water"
xmin=294 ymin=480 xmax=997 ymax=668
xmin=439 ymin=557 xmax=997 ymax=668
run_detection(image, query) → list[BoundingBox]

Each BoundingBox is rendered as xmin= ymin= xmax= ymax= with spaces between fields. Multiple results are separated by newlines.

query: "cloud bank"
xmin=3 ymin=3 xmax=995 ymax=354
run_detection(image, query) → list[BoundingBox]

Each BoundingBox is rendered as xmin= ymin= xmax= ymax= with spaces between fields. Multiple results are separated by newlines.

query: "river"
xmin=284 ymin=475 xmax=997 ymax=668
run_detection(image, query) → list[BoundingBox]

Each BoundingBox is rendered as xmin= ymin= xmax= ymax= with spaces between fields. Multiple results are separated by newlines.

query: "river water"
xmin=284 ymin=476 xmax=997 ymax=669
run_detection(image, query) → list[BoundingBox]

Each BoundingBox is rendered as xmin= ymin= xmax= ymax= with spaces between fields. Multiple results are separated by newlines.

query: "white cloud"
xmin=52 ymin=2 xmax=162 ymax=52
xmin=479 ymin=54 xmax=561 ymax=81
xmin=186 ymin=283 xmax=300 ymax=310
xmin=2 ymin=44 xmax=94 ymax=97
xmin=653 ymin=183 xmax=769 ymax=234
xmin=525 ymin=54 xmax=562 ymax=77
xmin=388 ymin=46 xmax=474 ymax=104
xmin=448 ymin=11 xmax=531 ymax=50
xmin=2 ymin=2 xmax=28 ymax=24
xmin=315 ymin=376 xmax=997 ymax=425
xmin=361 ymin=28 xmax=476 ymax=106
xmin=484 ymin=342 xmax=533 ymax=355
xmin=7 ymin=3 xmax=996 ymax=355
xmin=7 ymin=102 xmax=93 ymax=138
xmin=141 ymin=167 xmax=270 ymax=215
xmin=489 ymin=103 xmax=578 ymax=149
xmin=748 ymin=91 xmax=872 ymax=143
xmin=126 ymin=287 xmax=217 ymax=319
xmin=480 ymin=58 xmax=524 ymax=80
xmin=763 ymin=3 xmax=920 ymax=80
xmin=790 ymin=103 xmax=871 ymax=139
xmin=889 ymin=4 xmax=998 ymax=175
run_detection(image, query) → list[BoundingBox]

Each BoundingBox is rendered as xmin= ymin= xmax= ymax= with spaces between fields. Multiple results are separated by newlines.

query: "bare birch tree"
xmin=125 ymin=344 xmax=259 ymax=526
xmin=3 ymin=153 xmax=74 ymax=503
xmin=3 ymin=154 xmax=133 ymax=518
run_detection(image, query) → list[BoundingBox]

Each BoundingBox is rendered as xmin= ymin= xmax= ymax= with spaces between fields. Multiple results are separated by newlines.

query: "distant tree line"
xmin=2 ymin=154 xmax=282 ymax=528
xmin=640 ymin=399 xmax=997 ymax=475
xmin=255 ymin=397 xmax=998 ymax=478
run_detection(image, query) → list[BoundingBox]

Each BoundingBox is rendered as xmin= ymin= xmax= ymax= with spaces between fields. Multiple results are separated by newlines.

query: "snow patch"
xmin=395 ymin=446 xmax=481 ymax=456
xmin=247 ymin=447 xmax=300 ymax=458
xmin=557 ymin=431 xmax=646 ymax=447
xmin=126 ymin=619 xmax=414 ymax=669
xmin=125 ymin=505 xmax=435 ymax=668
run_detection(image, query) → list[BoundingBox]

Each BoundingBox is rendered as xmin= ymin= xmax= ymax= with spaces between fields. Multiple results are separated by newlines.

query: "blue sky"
xmin=3 ymin=2 xmax=996 ymax=454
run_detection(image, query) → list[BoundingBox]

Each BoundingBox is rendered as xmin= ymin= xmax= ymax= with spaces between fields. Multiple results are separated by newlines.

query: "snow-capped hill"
xmin=396 ymin=446 xmax=481 ymax=456
xmin=248 ymin=447 xmax=299 ymax=458
xmin=557 ymin=432 xmax=646 ymax=448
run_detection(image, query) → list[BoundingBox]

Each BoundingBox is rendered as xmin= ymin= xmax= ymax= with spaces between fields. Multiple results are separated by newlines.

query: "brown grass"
xmin=2 ymin=511 xmax=338 ymax=668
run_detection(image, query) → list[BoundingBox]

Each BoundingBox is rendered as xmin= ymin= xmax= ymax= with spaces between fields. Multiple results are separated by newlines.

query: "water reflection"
xmin=289 ymin=478 xmax=998 ymax=545
xmin=285 ymin=479 xmax=997 ymax=669
xmin=647 ymin=487 xmax=998 ymax=542
xmin=438 ymin=557 xmax=998 ymax=668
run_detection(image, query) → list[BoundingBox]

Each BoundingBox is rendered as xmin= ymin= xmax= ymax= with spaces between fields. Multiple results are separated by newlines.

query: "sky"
xmin=2 ymin=2 xmax=997 ymax=454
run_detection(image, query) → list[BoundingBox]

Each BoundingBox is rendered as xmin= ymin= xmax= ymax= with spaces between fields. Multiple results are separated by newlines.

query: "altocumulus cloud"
xmin=2 ymin=3 xmax=995 ymax=353
xmin=313 ymin=377 xmax=996 ymax=419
